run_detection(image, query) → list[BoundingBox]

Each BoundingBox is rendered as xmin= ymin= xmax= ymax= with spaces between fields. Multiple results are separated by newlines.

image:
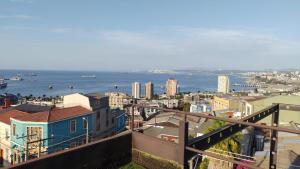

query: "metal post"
xmin=86 ymin=119 xmax=89 ymax=144
xmin=131 ymin=105 xmax=135 ymax=130
xmin=269 ymin=104 xmax=279 ymax=169
xmin=179 ymin=120 xmax=189 ymax=169
xmin=38 ymin=139 xmax=41 ymax=158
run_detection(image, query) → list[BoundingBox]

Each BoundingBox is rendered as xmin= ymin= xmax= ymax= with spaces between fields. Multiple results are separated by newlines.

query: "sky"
xmin=0 ymin=0 xmax=300 ymax=71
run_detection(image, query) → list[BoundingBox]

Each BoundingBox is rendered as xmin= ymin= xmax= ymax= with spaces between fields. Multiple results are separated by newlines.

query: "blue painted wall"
xmin=47 ymin=114 xmax=93 ymax=153
xmin=10 ymin=120 xmax=48 ymax=153
xmin=10 ymin=113 xmax=93 ymax=154
xmin=114 ymin=110 xmax=126 ymax=133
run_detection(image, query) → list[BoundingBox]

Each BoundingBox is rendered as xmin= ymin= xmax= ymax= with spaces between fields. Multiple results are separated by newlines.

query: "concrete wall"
xmin=6 ymin=131 xmax=132 ymax=169
xmin=63 ymin=93 xmax=91 ymax=110
xmin=132 ymin=132 xmax=179 ymax=163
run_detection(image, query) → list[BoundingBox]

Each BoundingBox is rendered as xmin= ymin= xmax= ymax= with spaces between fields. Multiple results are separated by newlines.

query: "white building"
xmin=132 ymin=82 xmax=141 ymax=99
xmin=0 ymin=110 xmax=28 ymax=166
xmin=217 ymin=75 xmax=230 ymax=94
xmin=190 ymin=103 xmax=212 ymax=113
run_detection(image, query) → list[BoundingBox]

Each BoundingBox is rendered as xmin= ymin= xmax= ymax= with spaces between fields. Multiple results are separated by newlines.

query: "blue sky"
xmin=1 ymin=0 xmax=300 ymax=71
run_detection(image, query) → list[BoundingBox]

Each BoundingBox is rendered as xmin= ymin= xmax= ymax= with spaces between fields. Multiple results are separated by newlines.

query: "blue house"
xmin=10 ymin=106 xmax=93 ymax=164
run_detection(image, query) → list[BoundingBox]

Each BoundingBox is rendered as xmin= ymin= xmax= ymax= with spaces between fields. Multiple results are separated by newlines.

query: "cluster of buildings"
xmin=0 ymin=93 xmax=126 ymax=166
xmin=1 ymin=73 xmax=300 ymax=168
xmin=131 ymin=78 xmax=179 ymax=99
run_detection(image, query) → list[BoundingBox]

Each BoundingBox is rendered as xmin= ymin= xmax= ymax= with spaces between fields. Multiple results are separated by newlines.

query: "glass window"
xmin=111 ymin=117 xmax=114 ymax=124
xmin=83 ymin=118 xmax=88 ymax=129
xmin=12 ymin=124 xmax=16 ymax=136
xmin=70 ymin=120 xmax=76 ymax=133
xmin=5 ymin=128 xmax=9 ymax=140
xmin=96 ymin=111 xmax=100 ymax=119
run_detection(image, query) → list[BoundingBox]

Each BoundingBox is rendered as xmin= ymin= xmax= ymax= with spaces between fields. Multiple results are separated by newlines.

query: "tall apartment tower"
xmin=145 ymin=82 xmax=154 ymax=99
xmin=132 ymin=82 xmax=141 ymax=99
xmin=217 ymin=75 xmax=230 ymax=93
xmin=166 ymin=78 xmax=178 ymax=97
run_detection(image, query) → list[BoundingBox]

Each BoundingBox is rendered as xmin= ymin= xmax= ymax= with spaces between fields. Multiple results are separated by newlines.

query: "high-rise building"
xmin=166 ymin=78 xmax=178 ymax=97
xmin=217 ymin=75 xmax=230 ymax=93
xmin=132 ymin=82 xmax=141 ymax=99
xmin=145 ymin=82 xmax=154 ymax=99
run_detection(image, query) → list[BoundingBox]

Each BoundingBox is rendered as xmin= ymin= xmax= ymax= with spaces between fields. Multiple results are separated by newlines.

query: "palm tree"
xmin=200 ymin=120 xmax=242 ymax=169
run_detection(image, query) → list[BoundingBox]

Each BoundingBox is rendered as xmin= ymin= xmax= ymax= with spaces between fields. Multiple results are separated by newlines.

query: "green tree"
xmin=200 ymin=120 xmax=242 ymax=168
xmin=183 ymin=103 xmax=191 ymax=112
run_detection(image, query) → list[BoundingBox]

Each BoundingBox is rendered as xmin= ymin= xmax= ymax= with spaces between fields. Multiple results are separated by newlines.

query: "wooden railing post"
xmin=179 ymin=120 xmax=189 ymax=169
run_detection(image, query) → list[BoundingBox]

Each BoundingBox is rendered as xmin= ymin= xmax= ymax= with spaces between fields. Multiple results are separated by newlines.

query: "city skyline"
xmin=1 ymin=0 xmax=300 ymax=71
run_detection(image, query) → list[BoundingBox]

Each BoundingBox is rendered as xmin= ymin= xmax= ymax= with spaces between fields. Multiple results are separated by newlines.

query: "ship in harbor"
xmin=10 ymin=75 xmax=24 ymax=81
xmin=81 ymin=75 xmax=96 ymax=78
xmin=0 ymin=80 xmax=7 ymax=89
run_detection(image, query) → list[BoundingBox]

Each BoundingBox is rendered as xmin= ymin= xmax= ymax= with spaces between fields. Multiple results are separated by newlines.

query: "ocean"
xmin=0 ymin=70 xmax=247 ymax=97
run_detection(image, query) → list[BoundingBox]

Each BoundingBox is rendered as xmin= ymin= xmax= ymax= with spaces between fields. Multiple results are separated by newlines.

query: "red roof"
xmin=10 ymin=106 xmax=92 ymax=123
xmin=0 ymin=110 xmax=28 ymax=125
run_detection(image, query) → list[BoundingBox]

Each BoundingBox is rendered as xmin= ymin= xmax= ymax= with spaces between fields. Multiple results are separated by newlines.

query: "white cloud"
xmin=0 ymin=15 xmax=32 ymax=19
xmin=0 ymin=27 xmax=299 ymax=71
xmin=8 ymin=0 xmax=33 ymax=3
xmin=49 ymin=28 xmax=69 ymax=33
xmin=94 ymin=27 xmax=300 ymax=70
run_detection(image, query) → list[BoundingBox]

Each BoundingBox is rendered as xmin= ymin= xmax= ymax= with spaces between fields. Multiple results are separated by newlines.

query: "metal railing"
xmin=130 ymin=103 xmax=300 ymax=169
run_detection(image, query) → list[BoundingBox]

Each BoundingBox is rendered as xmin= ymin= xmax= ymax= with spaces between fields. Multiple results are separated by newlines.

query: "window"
xmin=96 ymin=111 xmax=100 ymax=119
xmin=83 ymin=118 xmax=88 ymax=129
xmin=111 ymin=117 xmax=114 ymax=124
xmin=70 ymin=120 xmax=76 ymax=133
xmin=12 ymin=124 xmax=16 ymax=136
xmin=5 ymin=128 xmax=9 ymax=140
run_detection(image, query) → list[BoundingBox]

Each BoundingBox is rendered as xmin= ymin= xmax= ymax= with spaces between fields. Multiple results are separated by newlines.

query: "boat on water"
xmin=49 ymin=85 xmax=53 ymax=90
xmin=68 ymin=85 xmax=74 ymax=89
xmin=0 ymin=80 xmax=7 ymax=89
xmin=81 ymin=75 xmax=96 ymax=78
xmin=10 ymin=75 xmax=24 ymax=81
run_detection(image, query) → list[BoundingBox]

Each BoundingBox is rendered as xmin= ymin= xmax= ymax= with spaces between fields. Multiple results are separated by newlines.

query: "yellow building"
xmin=145 ymin=82 xmax=154 ymax=100
xmin=213 ymin=95 xmax=240 ymax=111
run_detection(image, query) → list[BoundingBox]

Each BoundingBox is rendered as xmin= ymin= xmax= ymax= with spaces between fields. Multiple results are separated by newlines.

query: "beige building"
xmin=145 ymin=82 xmax=154 ymax=100
xmin=132 ymin=82 xmax=141 ymax=99
xmin=166 ymin=78 xmax=178 ymax=97
xmin=240 ymin=95 xmax=300 ymax=125
xmin=105 ymin=92 xmax=127 ymax=110
xmin=217 ymin=75 xmax=230 ymax=94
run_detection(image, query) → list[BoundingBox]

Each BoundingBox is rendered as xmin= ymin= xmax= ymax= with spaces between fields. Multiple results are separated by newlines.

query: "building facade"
xmin=105 ymin=92 xmax=127 ymax=110
xmin=63 ymin=93 xmax=114 ymax=138
xmin=145 ymin=82 xmax=154 ymax=100
xmin=9 ymin=106 xmax=93 ymax=165
xmin=217 ymin=75 xmax=230 ymax=94
xmin=132 ymin=82 xmax=141 ymax=99
xmin=166 ymin=78 xmax=178 ymax=97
